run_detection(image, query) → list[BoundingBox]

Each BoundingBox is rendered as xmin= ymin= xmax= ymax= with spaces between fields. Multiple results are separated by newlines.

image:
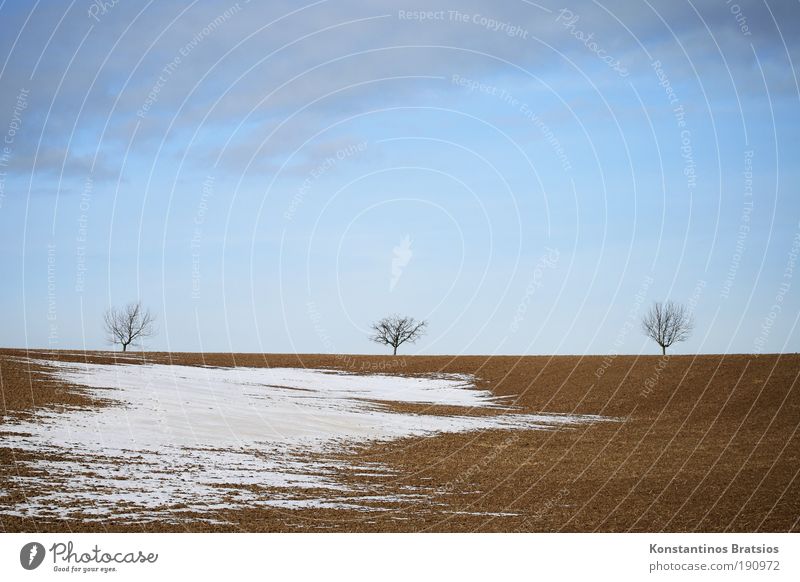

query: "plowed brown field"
xmin=1 ymin=349 xmax=798 ymax=532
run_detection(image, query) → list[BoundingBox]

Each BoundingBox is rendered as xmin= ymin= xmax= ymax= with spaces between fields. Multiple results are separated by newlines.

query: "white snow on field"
xmin=1 ymin=360 xmax=608 ymax=522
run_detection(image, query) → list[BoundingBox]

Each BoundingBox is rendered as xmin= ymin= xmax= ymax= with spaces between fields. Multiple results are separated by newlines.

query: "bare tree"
xmin=103 ymin=301 xmax=156 ymax=352
xmin=641 ymin=301 xmax=694 ymax=355
xmin=370 ymin=314 xmax=427 ymax=355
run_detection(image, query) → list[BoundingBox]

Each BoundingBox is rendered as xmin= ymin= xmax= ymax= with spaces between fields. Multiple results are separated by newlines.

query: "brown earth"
xmin=1 ymin=348 xmax=798 ymax=532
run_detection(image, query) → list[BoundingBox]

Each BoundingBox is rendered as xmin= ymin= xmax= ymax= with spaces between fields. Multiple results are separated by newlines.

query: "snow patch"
xmin=2 ymin=360 xmax=608 ymax=522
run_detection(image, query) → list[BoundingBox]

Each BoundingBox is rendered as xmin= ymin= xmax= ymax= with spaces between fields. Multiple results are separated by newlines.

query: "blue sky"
xmin=0 ymin=0 xmax=798 ymax=355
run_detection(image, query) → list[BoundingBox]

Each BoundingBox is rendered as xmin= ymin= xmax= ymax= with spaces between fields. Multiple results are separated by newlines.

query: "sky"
xmin=0 ymin=0 xmax=798 ymax=355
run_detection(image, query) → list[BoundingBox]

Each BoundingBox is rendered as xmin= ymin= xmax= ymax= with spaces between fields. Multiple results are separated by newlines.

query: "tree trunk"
xmin=661 ymin=345 xmax=666 ymax=356
xmin=393 ymin=345 xmax=397 ymax=356
xmin=122 ymin=343 xmax=127 ymax=352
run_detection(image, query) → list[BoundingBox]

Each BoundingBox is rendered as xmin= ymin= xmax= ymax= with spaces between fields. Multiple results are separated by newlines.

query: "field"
xmin=1 ymin=349 xmax=798 ymax=532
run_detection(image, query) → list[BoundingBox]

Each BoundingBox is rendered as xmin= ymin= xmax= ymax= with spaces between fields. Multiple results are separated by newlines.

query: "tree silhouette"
xmin=641 ymin=300 xmax=693 ymax=355
xmin=104 ymin=301 xmax=156 ymax=352
xmin=370 ymin=314 xmax=427 ymax=355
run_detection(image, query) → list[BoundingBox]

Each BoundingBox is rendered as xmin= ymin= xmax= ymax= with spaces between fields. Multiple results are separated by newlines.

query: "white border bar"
xmin=1 ymin=533 xmax=797 ymax=581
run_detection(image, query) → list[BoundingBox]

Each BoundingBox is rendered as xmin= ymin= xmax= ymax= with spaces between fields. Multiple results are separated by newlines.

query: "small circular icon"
xmin=20 ymin=542 xmax=46 ymax=570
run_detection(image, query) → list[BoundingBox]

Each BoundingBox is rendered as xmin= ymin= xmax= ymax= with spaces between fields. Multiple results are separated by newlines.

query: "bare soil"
xmin=1 ymin=349 xmax=798 ymax=532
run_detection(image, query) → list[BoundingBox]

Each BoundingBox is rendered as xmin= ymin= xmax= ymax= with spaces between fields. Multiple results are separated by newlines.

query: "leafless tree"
xmin=641 ymin=301 xmax=694 ymax=355
xmin=103 ymin=301 xmax=156 ymax=352
xmin=370 ymin=314 xmax=427 ymax=355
